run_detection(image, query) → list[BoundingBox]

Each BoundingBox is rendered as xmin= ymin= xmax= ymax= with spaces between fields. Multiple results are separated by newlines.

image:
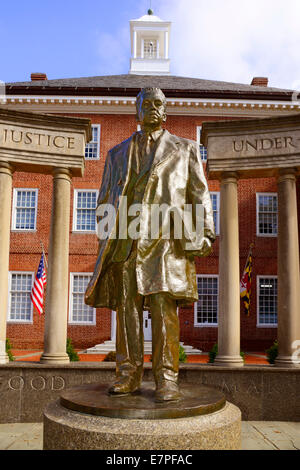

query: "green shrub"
xmin=266 ymin=340 xmax=278 ymax=364
xmin=208 ymin=343 xmax=218 ymax=363
xmin=208 ymin=343 xmax=245 ymax=363
xmin=149 ymin=345 xmax=187 ymax=363
xmin=66 ymin=338 xmax=80 ymax=361
xmin=103 ymin=351 xmax=116 ymax=362
xmin=179 ymin=344 xmax=187 ymax=363
xmin=6 ymin=339 xmax=14 ymax=362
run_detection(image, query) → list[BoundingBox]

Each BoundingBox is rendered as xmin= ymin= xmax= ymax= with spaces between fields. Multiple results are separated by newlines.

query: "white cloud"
xmin=96 ymin=26 xmax=130 ymax=75
xmin=157 ymin=0 xmax=300 ymax=89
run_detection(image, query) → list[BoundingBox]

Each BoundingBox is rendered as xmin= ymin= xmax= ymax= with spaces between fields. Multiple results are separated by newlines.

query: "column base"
xmin=213 ymin=355 xmax=244 ymax=367
xmin=0 ymin=352 xmax=9 ymax=364
xmin=40 ymin=353 xmax=70 ymax=364
xmin=275 ymin=356 xmax=300 ymax=368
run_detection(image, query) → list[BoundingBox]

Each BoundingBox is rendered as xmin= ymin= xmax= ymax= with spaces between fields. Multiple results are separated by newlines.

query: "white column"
xmin=141 ymin=39 xmax=144 ymax=59
xmin=275 ymin=169 xmax=300 ymax=367
xmin=164 ymin=31 xmax=169 ymax=59
xmin=40 ymin=168 xmax=71 ymax=364
xmin=133 ymin=30 xmax=137 ymax=59
xmin=0 ymin=163 xmax=13 ymax=364
xmin=214 ymin=172 xmax=244 ymax=367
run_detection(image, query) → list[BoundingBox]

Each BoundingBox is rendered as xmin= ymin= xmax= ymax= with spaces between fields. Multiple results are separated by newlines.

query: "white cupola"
xmin=129 ymin=9 xmax=171 ymax=75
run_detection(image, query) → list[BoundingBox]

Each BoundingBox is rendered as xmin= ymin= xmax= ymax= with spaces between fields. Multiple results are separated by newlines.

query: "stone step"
xmin=84 ymin=341 xmax=202 ymax=355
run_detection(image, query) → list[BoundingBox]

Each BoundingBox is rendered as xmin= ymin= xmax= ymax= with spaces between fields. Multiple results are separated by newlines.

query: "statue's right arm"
xmin=97 ymin=152 xmax=112 ymax=205
xmin=96 ymin=152 xmax=112 ymax=221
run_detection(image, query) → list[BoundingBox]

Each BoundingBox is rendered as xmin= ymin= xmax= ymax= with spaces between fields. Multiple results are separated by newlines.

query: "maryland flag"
xmin=240 ymin=244 xmax=254 ymax=316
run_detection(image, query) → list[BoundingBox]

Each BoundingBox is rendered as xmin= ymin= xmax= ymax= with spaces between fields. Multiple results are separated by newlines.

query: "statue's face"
xmin=138 ymin=90 xmax=166 ymax=130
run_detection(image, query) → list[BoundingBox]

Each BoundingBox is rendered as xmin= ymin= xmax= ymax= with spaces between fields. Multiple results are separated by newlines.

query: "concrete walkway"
xmin=0 ymin=422 xmax=299 ymax=450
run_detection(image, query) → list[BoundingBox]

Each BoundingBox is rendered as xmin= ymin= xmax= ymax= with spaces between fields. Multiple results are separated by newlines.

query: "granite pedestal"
xmin=43 ymin=382 xmax=241 ymax=450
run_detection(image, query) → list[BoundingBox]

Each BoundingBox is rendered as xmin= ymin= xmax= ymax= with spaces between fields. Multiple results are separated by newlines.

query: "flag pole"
xmin=242 ymin=243 xmax=254 ymax=273
xmin=40 ymin=241 xmax=48 ymax=270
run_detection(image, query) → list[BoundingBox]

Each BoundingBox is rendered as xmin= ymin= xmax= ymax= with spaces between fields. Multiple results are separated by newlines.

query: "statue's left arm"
xmin=186 ymin=143 xmax=216 ymax=255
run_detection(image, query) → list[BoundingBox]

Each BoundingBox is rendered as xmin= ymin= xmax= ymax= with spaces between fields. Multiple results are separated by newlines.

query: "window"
xmin=256 ymin=193 xmax=278 ymax=236
xmin=144 ymin=39 xmax=157 ymax=58
xmin=73 ymin=190 xmax=98 ymax=232
xmin=85 ymin=124 xmax=100 ymax=159
xmin=69 ymin=273 xmax=95 ymax=324
xmin=12 ymin=189 xmax=38 ymax=231
xmin=196 ymin=126 xmax=207 ymax=161
xmin=210 ymin=192 xmax=220 ymax=235
xmin=194 ymin=275 xmax=218 ymax=326
xmin=8 ymin=272 xmax=33 ymax=322
xmin=257 ymin=276 xmax=278 ymax=326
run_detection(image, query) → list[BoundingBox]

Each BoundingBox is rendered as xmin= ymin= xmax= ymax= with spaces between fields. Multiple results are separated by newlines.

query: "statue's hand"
xmin=187 ymin=237 xmax=213 ymax=258
xmin=199 ymin=237 xmax=213 ymax=256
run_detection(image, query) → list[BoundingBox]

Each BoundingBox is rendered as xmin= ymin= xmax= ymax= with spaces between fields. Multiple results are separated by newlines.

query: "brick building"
xmin=3 ymin=11 xmax=300 ymax=352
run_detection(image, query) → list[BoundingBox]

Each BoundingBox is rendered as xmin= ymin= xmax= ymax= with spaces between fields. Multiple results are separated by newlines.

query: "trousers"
xmin=113 ymin=242 xmax=179 ymax=388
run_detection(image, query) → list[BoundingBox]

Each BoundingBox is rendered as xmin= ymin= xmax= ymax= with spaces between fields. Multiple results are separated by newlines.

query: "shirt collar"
xmin=140 ymin=128 xmax=164 ymax=142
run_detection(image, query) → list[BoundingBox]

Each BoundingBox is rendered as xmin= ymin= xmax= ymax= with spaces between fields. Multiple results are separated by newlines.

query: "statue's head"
xmin=136 ymin=87 xmax=167 ymax=131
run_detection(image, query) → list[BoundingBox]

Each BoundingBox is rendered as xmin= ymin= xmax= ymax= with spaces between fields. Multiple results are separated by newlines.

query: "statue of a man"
xmin=85 ymin=87 xmax=215 ymax=402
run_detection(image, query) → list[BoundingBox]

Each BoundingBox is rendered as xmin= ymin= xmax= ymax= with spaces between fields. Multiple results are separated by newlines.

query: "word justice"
xmin=1 ymin=128 xmax=76 ymax=149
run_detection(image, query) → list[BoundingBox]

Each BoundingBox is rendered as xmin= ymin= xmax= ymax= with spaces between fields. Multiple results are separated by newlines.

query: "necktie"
xmin=143 ymin=133 xmax=152 ymax=156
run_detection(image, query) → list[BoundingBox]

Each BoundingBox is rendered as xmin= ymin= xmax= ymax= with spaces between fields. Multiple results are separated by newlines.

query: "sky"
xmin=1 ymin=0 xmax=300 ymax=90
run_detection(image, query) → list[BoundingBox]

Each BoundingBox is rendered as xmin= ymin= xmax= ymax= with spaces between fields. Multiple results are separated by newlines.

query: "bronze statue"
xmin=85 ymin=87 xmax=215 ymax=402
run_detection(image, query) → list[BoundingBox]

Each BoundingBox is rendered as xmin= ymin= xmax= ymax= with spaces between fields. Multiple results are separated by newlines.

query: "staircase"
xmin=84 ymin=341 xmax=202 ymax=355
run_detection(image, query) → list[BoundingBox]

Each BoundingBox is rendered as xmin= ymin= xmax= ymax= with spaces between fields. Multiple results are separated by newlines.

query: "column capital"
xmin=220 ymin=171 xmax=239 ymax=184
xmin=52 ymin=167 xmax=72 ymax=182
xmin=277 ymin=168 xmax=297 ymax=184
xmin=0 ymin=162 xmax=14 ymax=176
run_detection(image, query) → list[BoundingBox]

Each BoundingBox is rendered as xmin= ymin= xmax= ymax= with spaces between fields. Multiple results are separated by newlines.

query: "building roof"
xmin=132 ymin=13 xmax=164 ymax=22
xmin=5 ymin=74 xmax=295 ymax=101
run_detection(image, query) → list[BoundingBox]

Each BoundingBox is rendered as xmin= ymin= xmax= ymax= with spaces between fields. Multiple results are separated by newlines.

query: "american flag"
xmin=31 ymin=254 xmax=47 ymax=315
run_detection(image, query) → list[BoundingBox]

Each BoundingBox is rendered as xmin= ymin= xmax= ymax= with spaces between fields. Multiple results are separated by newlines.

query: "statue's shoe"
xmin=155 ymin=381 xmax=181 ymax=403
xmin=108 ymin=379 xmax=141 ymax=396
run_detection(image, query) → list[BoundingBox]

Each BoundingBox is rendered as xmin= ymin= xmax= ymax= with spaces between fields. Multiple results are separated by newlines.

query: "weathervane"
xmin=148 ymin=0 xmax=153 ymax=15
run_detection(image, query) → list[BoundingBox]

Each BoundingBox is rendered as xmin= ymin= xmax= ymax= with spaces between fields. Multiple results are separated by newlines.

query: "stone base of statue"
xmin=43 ymin=382 xmax=241 ymax=450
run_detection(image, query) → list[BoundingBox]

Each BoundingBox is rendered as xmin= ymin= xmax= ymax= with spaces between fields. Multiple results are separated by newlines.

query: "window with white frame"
xmin=73 ymin=190 xmax=98 ymax=232
xmin=8 ymin=272 xmax=33 ymax=322
xmin=12 ymin=189 xmax=38 ymax=231
xmin=256 ymin=193 xmax=278 ymax=236
xmin=194 ymin=275 xmax=218 ymax=326
xmin=196 ymin=126 xmax=207 ymax=161
xmin=85 ymin=124 xmax=100 ymax=159
xmin=69 ymin=273 xmax=95 ymax=324
xmin=210 ymin=192 xmax=220 ymax=235
xmin=257 ymin=276 xmax=278 ymax=326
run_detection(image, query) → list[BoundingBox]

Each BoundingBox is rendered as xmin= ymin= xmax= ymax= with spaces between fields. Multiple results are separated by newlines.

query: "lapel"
xmin=119 ymin=133 xmax=137 ymax=194
xmin=120 ymin=130 xmax=180 ymax=192
xmin=151 ymin=130 xmax=180 ymax=170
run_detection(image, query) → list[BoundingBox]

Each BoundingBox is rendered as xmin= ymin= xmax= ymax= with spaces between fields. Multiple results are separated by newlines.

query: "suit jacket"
xmin=85 ymin=129 xmax=215 ymax=309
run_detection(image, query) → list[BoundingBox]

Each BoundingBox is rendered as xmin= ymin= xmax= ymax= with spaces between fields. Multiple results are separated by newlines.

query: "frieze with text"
xmin=233 ymin=135 xmax=298 ymax=153
xmin=0 ymin=124 xmax=79 ymax=154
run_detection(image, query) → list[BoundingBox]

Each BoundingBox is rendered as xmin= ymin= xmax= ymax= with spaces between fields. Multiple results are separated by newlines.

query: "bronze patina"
xmin=60 ymin=383 xmax=225 ymax=420
xmin=85 ymin=87 xmax=215 ymax=402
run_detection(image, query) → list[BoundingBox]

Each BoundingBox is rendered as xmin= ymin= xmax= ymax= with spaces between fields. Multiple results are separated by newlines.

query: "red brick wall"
xmin=7 ymin=111 xmax=292 ymax=352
